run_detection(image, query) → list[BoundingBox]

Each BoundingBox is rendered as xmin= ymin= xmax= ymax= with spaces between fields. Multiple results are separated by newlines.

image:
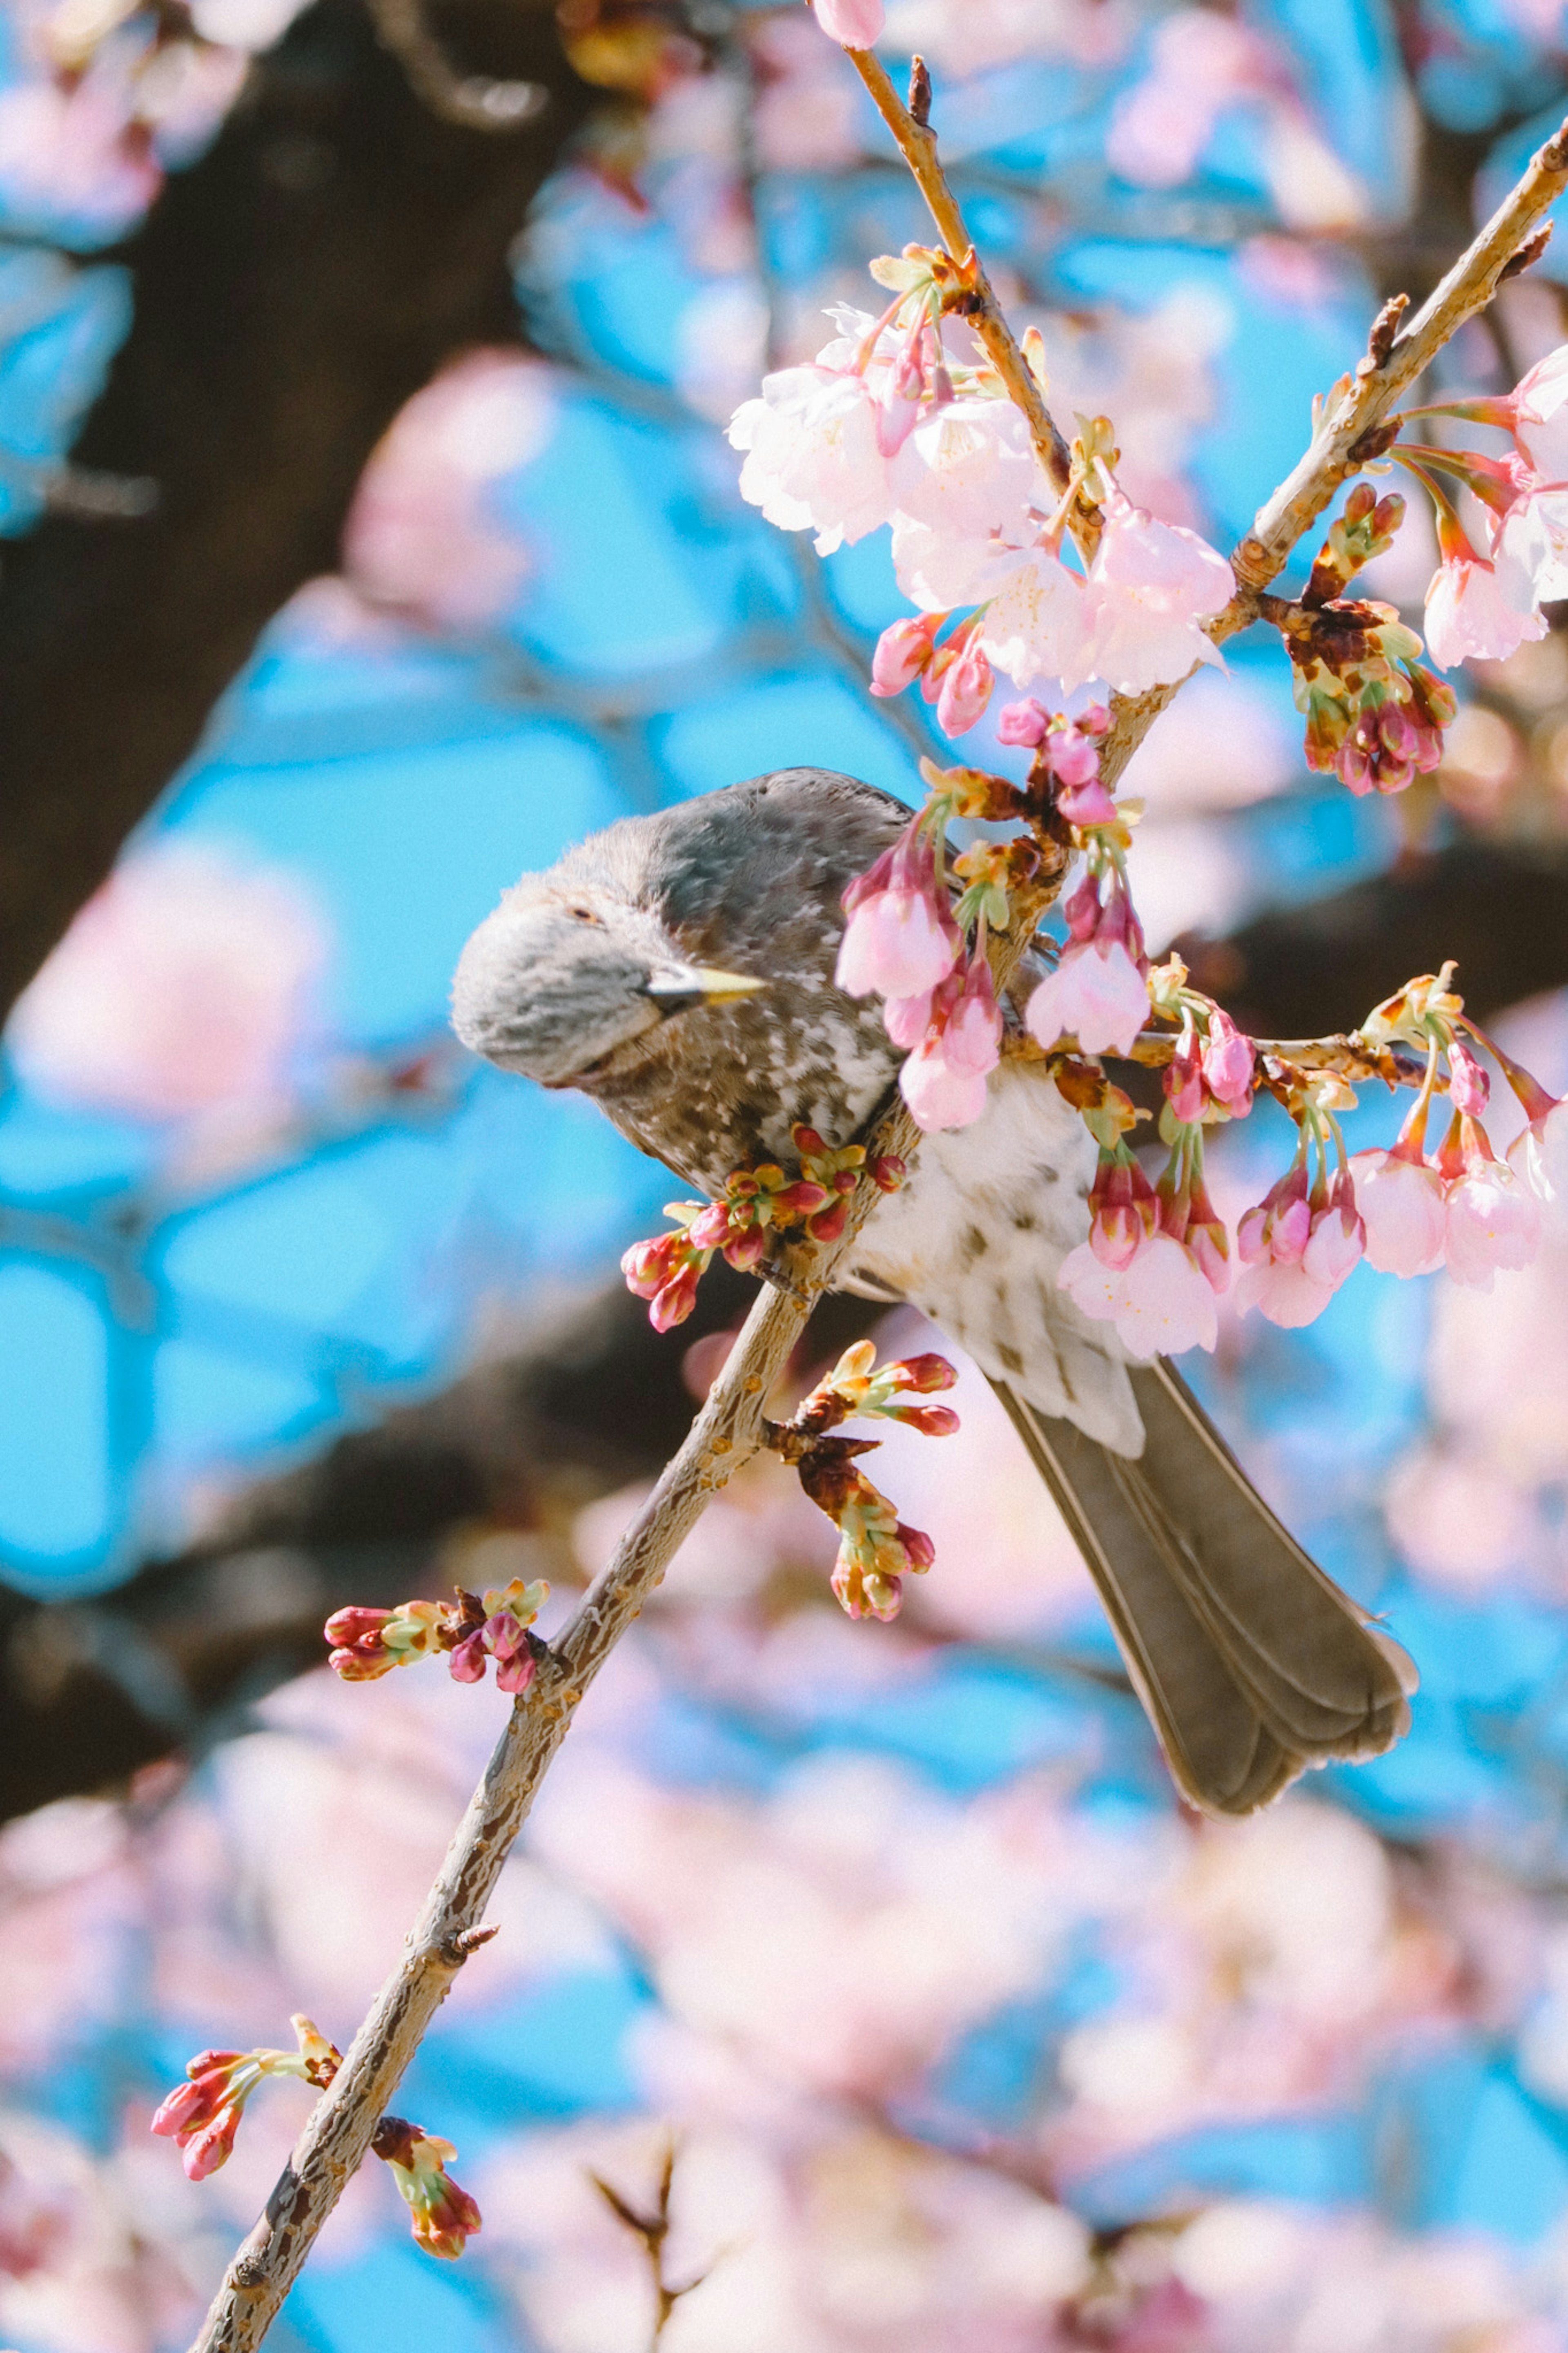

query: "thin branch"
xmin=848 ymin=47 xmax=1076 ymax=498
xmin=362 ymin=0 xmax=550 ymax=129
xmin=186 ymin=71 xmax=1568 ymax=2353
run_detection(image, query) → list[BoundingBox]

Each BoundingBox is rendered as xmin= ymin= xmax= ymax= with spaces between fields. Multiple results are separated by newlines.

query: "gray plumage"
xmin=452 ymin=765 xmax=1415 ymax=1814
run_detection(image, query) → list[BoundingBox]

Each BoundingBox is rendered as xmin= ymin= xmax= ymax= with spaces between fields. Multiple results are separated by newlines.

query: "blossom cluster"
xmin=767 ymin=1340 xmax=960 ymax=1620
xmin=0 ymin=0 xmax=310 ymax=243
xmin=621 ymin=1124 xmax=906 ymax=1332
xmin=151 ymin=2014 xmax=482 ymax=2258
xmin=730 ymin=286 xmax=1235 ymax=734
xmin=325 ymin=1575 xmax=548 ymax=1696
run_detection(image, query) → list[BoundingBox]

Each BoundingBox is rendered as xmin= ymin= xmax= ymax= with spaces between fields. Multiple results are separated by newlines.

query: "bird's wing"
xmin=992 ymin=1363 xmax=1417 ymax=1815
xmin=848 ymin=1059 xmax=1145 ymax=1454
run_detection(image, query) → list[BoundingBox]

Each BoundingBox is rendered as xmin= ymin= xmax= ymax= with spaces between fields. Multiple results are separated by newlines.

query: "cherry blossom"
xmin=973 ymin=540 xmax=1095 ymax=691
xmin=1437 ymin=1124 xmax=1543 ymax=1292
xmin=1060 ymin=1229 xmax=1220 ymax=1358
xmin=1423 ymin=540 xmax=1546 ymax=669
xmin=1025 ymin=871 xmax=1150 ymax=1057
xmin=932 ymin=632 xmax=994 ymax=735
xmin=870 ymin=610 xmax=944 ymax=695
xmin=8 ymin=840 xmax=327 ymax=1123
xmin=1080 ymin=489 xmax=1234 ymax=693
xmin=835 ymin=824 xmax=960 ymax=999
xmin=729 ymin=361 xmax=898 ymax=553
xmin=1235 ymin=1162 xmax=1364 ymax=1328
xmin=343 ymin=351 xmax=553 ymax=631
xmin=0 ymin=75 xmax=160 ymax=239
xmin=1349 ymin=1143 xmax=1448 ymax=1278
xmin=898 ymin=951 xmax=1002 ymax=1131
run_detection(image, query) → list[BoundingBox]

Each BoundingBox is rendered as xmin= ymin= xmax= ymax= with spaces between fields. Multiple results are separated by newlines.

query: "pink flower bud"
xmin=935 ymin=639 xmax=994 ymax=738
xmin=650 ymin=1266 xmax=701 ymax=1332
xmin=806 ymin=1195 xmax=852 ymax=1243
xmin=1044 ymin=723 xmax=1101 ymax=788
xmin=869 ymin=1153 xmax=907 ymax=1191
xmin=1448 ymin=1039 xmax=1490 ymax=1117
xmin=1165 ymin=1030 xmax=1205 ymax=1124
xmin=723 ymin=1222 xmax=769 ymax=1270
xmin=686 ymin=1203 xmax=733 ymax=1251
xmin=1056 ymin=776 xmax=1120 ymax=827
xmin=996 ymin=698 xmax=1050 ymax=747
xmin=322 ymin=1606 xmax=392 ymax=1650
xmin=448 ymin=1630 xmax=488 ymax=1683
xmin=895 ymin=1353 xmax=958 ymax=1392
xmin=870 ymin=613 xmax=941 ymax=697
xmin=1442 ymin=1157 xmax=1541 ymax=1289
xmin=1201 ymin=1008 xmax=1254 ymax=1116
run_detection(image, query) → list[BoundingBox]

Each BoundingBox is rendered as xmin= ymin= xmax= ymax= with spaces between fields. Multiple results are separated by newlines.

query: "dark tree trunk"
xmin=0 ymin=0 xmax=592 ymax=1025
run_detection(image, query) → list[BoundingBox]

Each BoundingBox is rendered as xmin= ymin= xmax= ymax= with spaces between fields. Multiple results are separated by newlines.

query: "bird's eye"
xmin=567 ymin=904 xmax=604 ymax=926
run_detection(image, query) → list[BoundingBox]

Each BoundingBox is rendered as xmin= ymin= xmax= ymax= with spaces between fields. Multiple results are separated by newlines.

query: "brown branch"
xmin=185 ymin=71 xmax=1568 ymax=2353
xmin=846 ymin=47 xmax=1075 ymax=497
xmin=590 ymin=2140 xmax=714 ymax=2347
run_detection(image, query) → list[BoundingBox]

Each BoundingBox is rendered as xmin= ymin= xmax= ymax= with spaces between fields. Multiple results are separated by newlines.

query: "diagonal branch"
xmin=187 ymin=67 xmax=1568 ymax=2353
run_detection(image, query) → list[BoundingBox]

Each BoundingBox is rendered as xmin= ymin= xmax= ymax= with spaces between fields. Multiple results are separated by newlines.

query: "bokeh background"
xmin=7 ymin=0 xmax=1568 ymax=2346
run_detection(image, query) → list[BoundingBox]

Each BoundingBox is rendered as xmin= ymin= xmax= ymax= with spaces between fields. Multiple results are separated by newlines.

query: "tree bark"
xmin=0 ymin=0 xmax=593 ymax=1026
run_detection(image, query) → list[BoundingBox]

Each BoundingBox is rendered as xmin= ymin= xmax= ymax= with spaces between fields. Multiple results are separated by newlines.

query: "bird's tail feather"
xmin=991 ymin=1360 xmax=1416 ymax=1816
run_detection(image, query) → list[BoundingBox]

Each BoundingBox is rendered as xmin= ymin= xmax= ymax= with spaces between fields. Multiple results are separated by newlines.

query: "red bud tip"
xmin=895 ymin=1352 xmax=957 ymax=1391
xmin=806 ymin=1197 xmax=851 ymax=1243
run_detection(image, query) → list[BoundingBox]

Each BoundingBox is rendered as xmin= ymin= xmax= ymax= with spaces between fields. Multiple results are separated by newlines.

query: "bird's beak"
xmin=642 ymin=963 xmax=767 ymax=1015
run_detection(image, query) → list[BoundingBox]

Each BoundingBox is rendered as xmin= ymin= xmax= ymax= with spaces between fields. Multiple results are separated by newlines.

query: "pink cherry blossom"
xmin=0 ymin=76 xmax=161 ymax=240
xmin=1059 ymin=1231 xmax=1220 ymax=1358
xmin=343 ymin=351 xmax=552 ymax=631
xmin=898 ymin=953 xmax=1002 ymax=1132
xmin=1348 ymin=1145 xmax=1448 ymax=1277
xmin=9 ymin=841 xmax=327 ymax=1122
xmin=996 ymin=697 xmax=1051 ymax=747
xmin=810 ymin=0 xmax=885 ymax=46
xmin=1235 ymin=1163 xmax=1363 ymax=1328
xmin=1027 ymin=942 xmax=1149 ymax=1056
xmin=974 ymin=542 xmax=1095 ymax=690
xmin=729 ymin=363 xmax=897 ymax=553
xmin=1508 ymin=343 xmax=1568 ymax=482
xmin=1499 ymin=490 xmax=1568 ymax=606
xmin=889 ymin=397 xmax=1045 ymax=587
xmin=1442 ymin=1157 xmax=1542 ymax=1291
xmin=1422 ymin=544 xmax=1546 ymax=669
xmin=1507 ymin=1095 xmax=1568 ymax=1203
xmin=1080 ymin=491 xmax=1234 ymax=694
xmin=1025 ymin=873 xmax=1150 ymax=1057
xmin=1087 ymin=1153 xmax=1159 ymax=1269
xmin=835 ymin=826 xmax=960 ymax=999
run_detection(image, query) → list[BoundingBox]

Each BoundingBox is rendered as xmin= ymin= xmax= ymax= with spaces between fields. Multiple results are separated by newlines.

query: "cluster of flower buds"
xmin=1278 ymin=587 xmax=1453 ymax=798
xmin=834 ymin=761 xmax=1030 ymax=1134
xmin=621 ymin=1125 xmax=907 ymax=1331
xmin=1345 ymin=968 xmax=1548 ymax=1290
xmin=872 ymin=607 xmax=995 ymax=738
xmin=1026 ymin=863 xmax=1149 ymax=1061
xmin=151 ymin=2016 xmax=341 ymax=2182
xmin=325 ymin=1576 xmax=548 ymax=1695
xmin=790 ymin=1337 xmax=961 ymax=1439
xmin=1234 ymin=1104 xmax=1365 ymax=1329
xmin=373 ymin=2117 xmax=484 ymax=2261
xmin=1057 ymin=1086 xmax=1231 ymax=1358
xmin=153 ymin=2016 xmax=482 ymax=2259
xmin=767 ymin=1340 xmax=958 ymax=1619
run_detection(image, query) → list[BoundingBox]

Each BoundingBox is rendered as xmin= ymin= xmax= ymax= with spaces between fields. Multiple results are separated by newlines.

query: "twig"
xmin=187 ymin=72 xmax=1568 ymax=2353
xmin=846 ymin=48 xmax=1075 ymax=497
xmin=362 ymin=0 xmax=549 ymax=129
xmin=590 ymin=2140 xmax=714 ymax=2347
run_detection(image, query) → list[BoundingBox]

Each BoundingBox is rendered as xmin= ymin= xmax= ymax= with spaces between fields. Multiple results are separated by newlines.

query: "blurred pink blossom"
xmin=9 ymin=841 xmax=327 ymax=1123
xmin=0 ymin=76 xmax=159 ymax=237
xmin=343 ymin=350 xmax=555 ymax=631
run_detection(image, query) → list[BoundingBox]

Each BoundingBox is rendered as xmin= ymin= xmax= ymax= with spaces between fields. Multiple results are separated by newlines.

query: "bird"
xmin=451 ymin=765 xmax=1415 ymax=1815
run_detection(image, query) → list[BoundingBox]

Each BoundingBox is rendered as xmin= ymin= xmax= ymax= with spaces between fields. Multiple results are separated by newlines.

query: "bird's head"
xmin=451 ymin=878 xmax=765 ymax=1087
